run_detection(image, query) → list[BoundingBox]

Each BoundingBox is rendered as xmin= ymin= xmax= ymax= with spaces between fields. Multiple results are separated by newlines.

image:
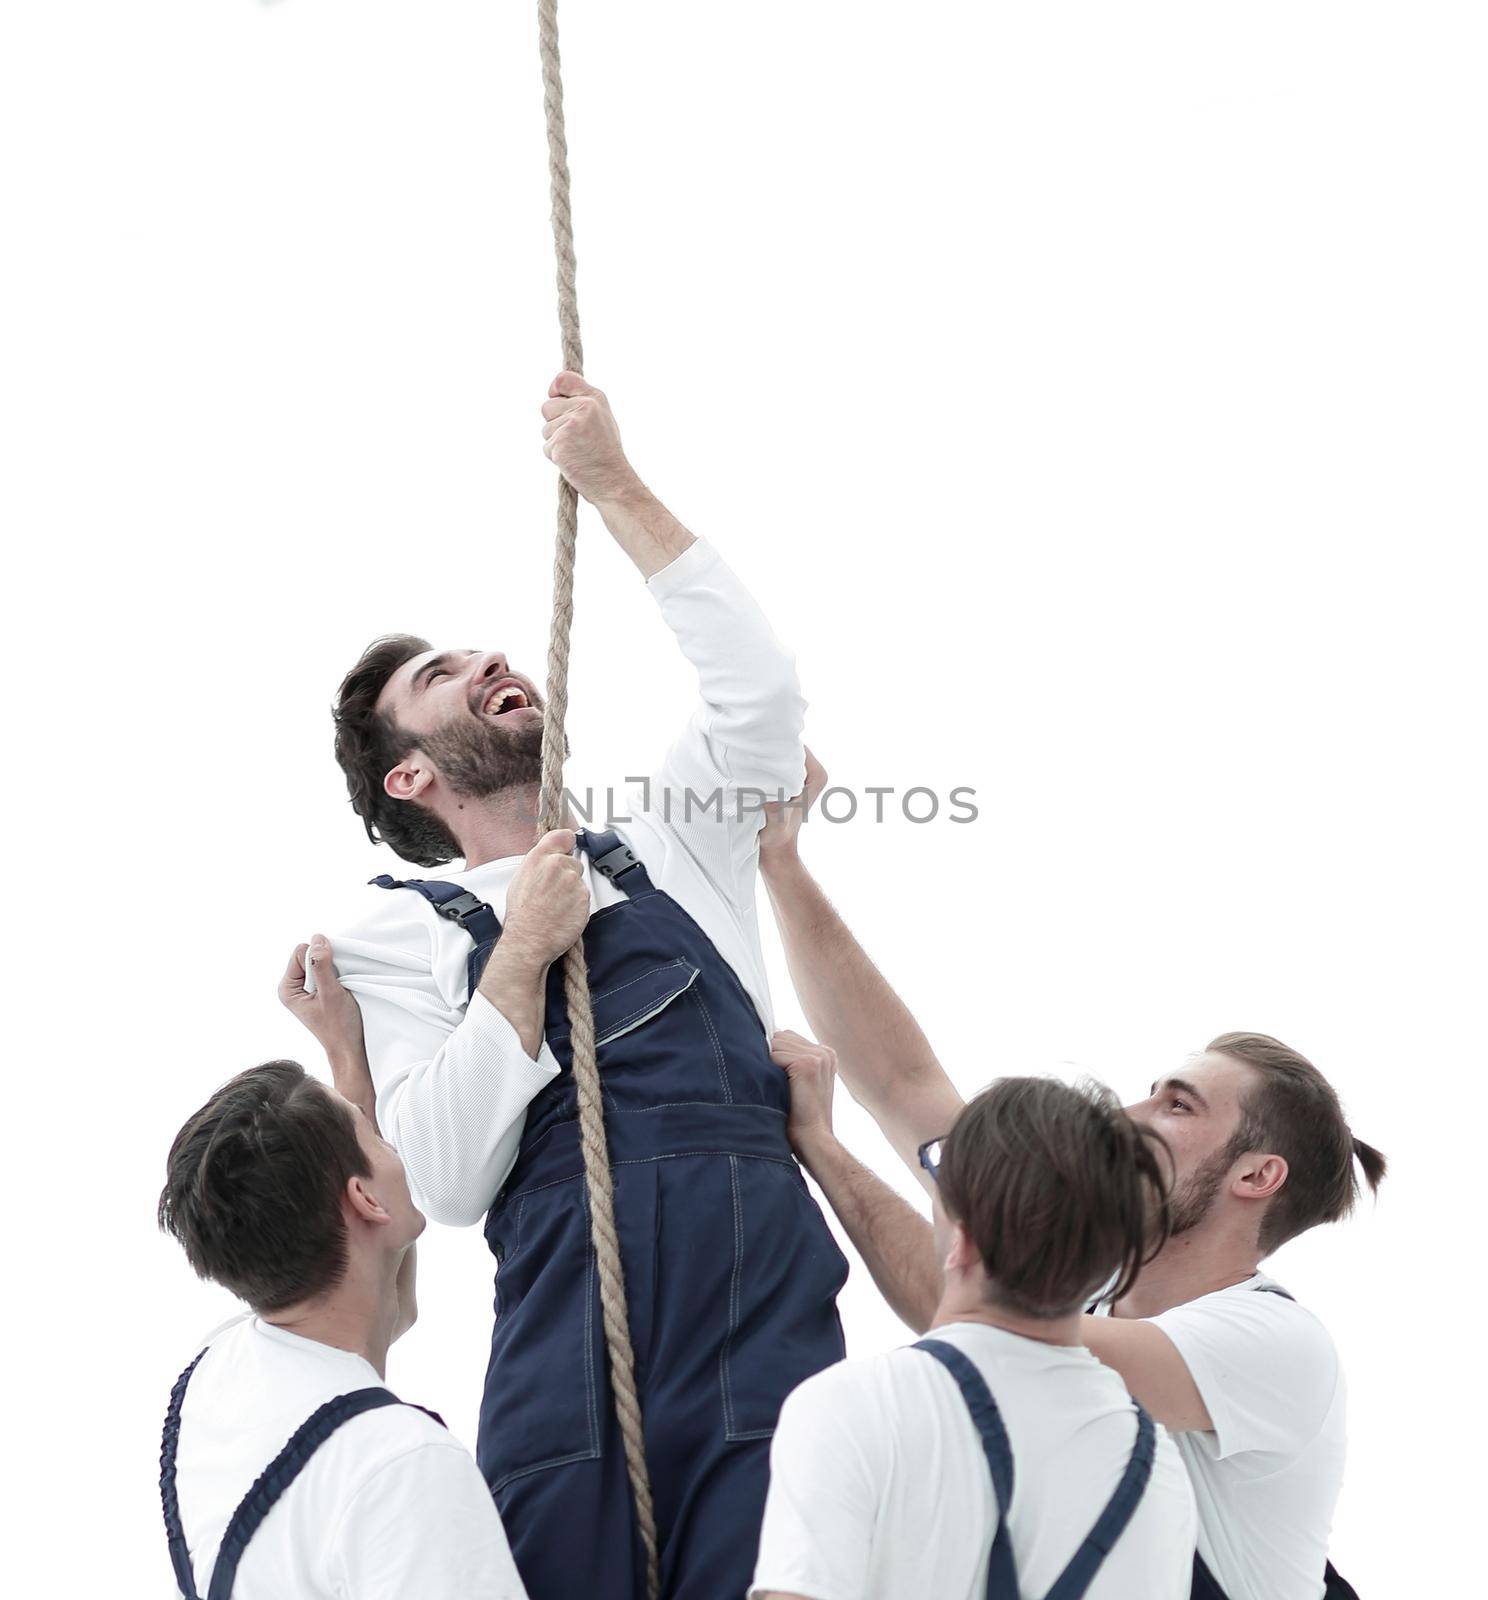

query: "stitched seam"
xmin=491 ymin=1446 xmax=600 ymax=1492
xmin=720 ymin=1155 xmax=743 ymax=1438
xmin=544 ymin=961 xmax=696 ymax=1042
xmin=684 ymin=983 xmax=733 ymax=1103
xmin=502 ymin=1096 xmax=784 ymax=1173
xmin=584 ymin=1192 xmax=599 ymax=1453
xmin=505 ymin=1150 xmax=797 ymax=1200
xmin=590 ymin=969 xmax=701 ymax=1045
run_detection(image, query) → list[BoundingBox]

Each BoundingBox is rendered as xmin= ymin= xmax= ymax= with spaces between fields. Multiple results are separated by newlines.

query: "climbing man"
xmin=751 ymin=753 xmax=1381 ymax=1600
xmin=309 ymin=372 xmax=848 ymax=1600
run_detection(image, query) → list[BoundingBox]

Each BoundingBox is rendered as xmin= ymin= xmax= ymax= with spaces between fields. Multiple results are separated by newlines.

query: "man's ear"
xmin=1232 ymin=1151 xmax=1288 ymax=1204
xmin=345 ymin=1174 xmax=393 ymax=1227
xmin=383 ymin=756 xmax=433 ymax=804
xmin=945 ymin=1220 xmax=979 ymax=1275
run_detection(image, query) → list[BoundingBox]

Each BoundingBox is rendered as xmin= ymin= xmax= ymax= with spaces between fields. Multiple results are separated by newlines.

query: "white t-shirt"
xmin=169 ymin=1317 xmax=526 ymax=1600
xmin=1150 ymin=1274 xmax=1346 ymax=1600
xmin=750 ymin=1321 xmax=1196 ymax=1600
xmin=330 ymin=537 xmax=807 ymax=1227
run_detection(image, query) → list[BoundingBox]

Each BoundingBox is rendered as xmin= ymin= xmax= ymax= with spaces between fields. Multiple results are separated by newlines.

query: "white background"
xmin=3 ymin=1 xmax=1483 ymax=1592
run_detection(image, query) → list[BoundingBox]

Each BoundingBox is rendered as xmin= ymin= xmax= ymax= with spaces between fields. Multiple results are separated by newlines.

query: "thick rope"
xmin=534 ymin=4 xmax=661 ymax=1595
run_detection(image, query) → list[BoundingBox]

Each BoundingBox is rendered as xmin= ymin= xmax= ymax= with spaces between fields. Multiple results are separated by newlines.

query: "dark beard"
xmin=418 ymin=712 xmax=546 ymax=800
xmin=1167 ymin=1144 xmax=1236 ymax=1235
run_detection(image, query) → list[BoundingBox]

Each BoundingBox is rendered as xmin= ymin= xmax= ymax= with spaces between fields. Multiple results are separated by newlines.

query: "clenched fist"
xmin=541 ymin=372 xmax=642 ymax=506
xmin=502 ymin=828 xmax=592 ymax=969
xmin=759 ymin=747 xmax=828 ymax=869
xmin=770 ymin=1028 xmax=839 ymax=1156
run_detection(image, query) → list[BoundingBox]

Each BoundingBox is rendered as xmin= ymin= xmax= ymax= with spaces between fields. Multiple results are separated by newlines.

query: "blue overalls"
xmin=914 ymin=1337 xmax=1157 ymax=1600
xmin=372 ymin=828 xmax=849 ymax=1600
xmin=159 ymin=1348 xmax=444 ymax=1600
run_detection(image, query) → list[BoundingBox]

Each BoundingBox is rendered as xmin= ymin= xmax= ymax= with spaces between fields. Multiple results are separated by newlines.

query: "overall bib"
xmin=374 ymin=829 xmax=849 ymax=1600
xmin=159 ymin=1349 xmax=443 ymax=1600
xmin=915 ymin=1338 xmax=1157 ymax=1600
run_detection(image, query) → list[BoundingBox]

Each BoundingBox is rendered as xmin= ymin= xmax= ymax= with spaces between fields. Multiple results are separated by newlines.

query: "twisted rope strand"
xmin=534 ymin=4 xmax=661 ymax=1595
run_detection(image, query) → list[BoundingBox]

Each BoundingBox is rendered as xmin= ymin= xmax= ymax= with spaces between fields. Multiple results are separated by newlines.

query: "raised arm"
xmin=279 ymin=939 xmax=418 ymax=1340
xmin=540 ymin=370 xmax=696 ymax=579
xmin=759 ymin=754 xmax=964 ymax=1187
xmin=770 ymin=1030 xmax=941 ymax=1334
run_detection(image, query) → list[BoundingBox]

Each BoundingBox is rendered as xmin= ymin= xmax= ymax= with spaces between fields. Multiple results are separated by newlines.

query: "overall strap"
xmin=915 ymin=1339 xmax=1020 ymax=1600
xmin=161 ymin=1350 xmax=209 ymax=1600
xmin=204 ymin=1387 xmax=415 ymax=1600
xmin=579 ymin=827 xmax=655 ymax=896
xmin=1190 ymin=1553 xmax=1229 ymax=1599
xmin=370 ymin=873 xmax=502 ymax=997
xmin=1042 ymin=1403 xmax=1156 ymax=1600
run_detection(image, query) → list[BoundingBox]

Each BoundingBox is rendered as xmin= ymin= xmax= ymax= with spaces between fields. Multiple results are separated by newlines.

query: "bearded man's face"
xmin=377 ymin=647 xmax=552 ymax=801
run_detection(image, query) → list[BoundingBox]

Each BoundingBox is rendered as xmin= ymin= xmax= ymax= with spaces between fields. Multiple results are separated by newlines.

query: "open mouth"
xmin=483 ymin=681 xmax=533 ymax=717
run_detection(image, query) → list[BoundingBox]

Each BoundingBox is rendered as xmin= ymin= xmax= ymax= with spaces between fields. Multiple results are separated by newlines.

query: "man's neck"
xmin=263 ymin=1258 xmax=402 ymax=1380
xmin=1112 ymin=1227 xmax=1262 ymax=1319
xmin=931 ymin=1288 xmax=1085 ymax=1348
xmin=454 ymin=785 xmax=575 ymax=870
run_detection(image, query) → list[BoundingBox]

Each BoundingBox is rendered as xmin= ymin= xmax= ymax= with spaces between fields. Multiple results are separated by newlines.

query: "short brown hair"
xmin=938 ymin=1076 xmax=1171 ymax=1318
xmin=1208 ymin=1031 xmax=1386 ymax=1252
xmin=157 ymin=1061 xmax=372 ymax=1314
xmin=333 ymin=633 xmax=462 ymax=868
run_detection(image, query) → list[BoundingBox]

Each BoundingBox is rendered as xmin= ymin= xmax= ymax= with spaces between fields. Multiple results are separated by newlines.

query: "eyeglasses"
xmin=917 ymin=1137 xmax=947 ymax=1184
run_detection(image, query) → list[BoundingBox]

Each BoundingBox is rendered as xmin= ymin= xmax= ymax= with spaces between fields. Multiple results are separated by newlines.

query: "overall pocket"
xmin=718 ymin=1155 xmax=849 ymax=1440
xmin=480 ymin=1181 xmax=601 ymax=1488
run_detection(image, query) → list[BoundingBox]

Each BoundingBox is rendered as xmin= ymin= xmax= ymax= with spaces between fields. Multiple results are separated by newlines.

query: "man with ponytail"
xmin=750 ymin=753 xmax=1384 ymax=1600
xmin=751 ymin=1047 xmax=1197 ymax=1600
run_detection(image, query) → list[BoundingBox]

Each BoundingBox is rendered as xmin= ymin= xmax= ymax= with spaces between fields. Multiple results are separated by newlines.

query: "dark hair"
xmin=157 ymin=1061 xmax=372 ymax=1314
xmin=333 ymin=633 xmax=461 ymax=868
xmin=1207 ymin=1031 xmax=1386 ymax=1252
xmin=938 ymin=1076 xmax=1171 ymax=1319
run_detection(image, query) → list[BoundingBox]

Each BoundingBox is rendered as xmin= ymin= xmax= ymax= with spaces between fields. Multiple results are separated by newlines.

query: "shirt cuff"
xmin=645 ymin=535 xmax=716 ymax=597
xmin=464 ymin=990 xmax=563 ymax=1089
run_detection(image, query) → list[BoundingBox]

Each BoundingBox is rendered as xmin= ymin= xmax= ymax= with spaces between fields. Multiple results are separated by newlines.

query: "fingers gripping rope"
xmin=534 ymin=4 xmax=661 ymax=1595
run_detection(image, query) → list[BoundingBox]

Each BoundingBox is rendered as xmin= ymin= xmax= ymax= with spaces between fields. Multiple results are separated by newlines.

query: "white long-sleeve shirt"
xmin=332 ymin=539 xmax=806 ymax=1226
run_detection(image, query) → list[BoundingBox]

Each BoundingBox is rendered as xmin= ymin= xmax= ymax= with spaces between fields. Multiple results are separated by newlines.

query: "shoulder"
xmin=1156 ymin=1279 xmax=1338 ymax=1374
xmin=329 ymin=1403 xmax=483 ymax=1500
xmin=331 ymin=879 xmax=444 ymax=973
xmin=774 ymin=1355 xmax=901 ymax=1458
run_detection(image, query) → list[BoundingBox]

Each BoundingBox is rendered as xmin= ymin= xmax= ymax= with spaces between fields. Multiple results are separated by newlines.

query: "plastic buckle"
xmin=439 ymin=890 xmax=489 ymax=926
xmin=592 ymin=843 xmax=640 ymax=882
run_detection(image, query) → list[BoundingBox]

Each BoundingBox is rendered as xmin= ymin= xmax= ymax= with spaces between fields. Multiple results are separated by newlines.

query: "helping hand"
xmin=279 ymin=936 xmax=366 ymax=1068
xmin=770 ymin=1028 xmax=839 ymax=1155
xmin=758 ymin=747 xmax=828 ymax=868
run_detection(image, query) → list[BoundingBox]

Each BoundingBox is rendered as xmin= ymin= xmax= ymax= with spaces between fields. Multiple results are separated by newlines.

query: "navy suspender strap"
xmin=370 ymin=829 xmax=653 ymax=1000
xmin=915 ymin=1337 xmax=1155 ymax=1600
xmin=370 ymin=871 xmax=503 ymax=999
xmin=1042 ymin=1404 xmax=1155 ymax=1600
xmin=915 ymin=1339 xmax=1020 ymax=1599
xmin=583 ymin=827 xmax=650 ymax=890
xmin=161 ymin=1350 xmax=209 ymax=1600
xmin=161 ymin=1352 xmax=446 ymax=1600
